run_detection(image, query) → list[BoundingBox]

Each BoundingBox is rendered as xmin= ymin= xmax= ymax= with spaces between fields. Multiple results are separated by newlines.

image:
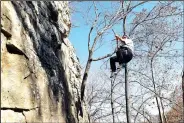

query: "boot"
xmin=110 ymin=71 xmax=117 ymax=78
xmin=117 ymin=63 xmax=126 ymax=69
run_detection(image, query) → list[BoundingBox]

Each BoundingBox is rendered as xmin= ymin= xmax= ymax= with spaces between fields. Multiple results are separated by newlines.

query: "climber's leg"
xmin=116 ymin=48 xmax=124 ymax=64
xmin=123 ymin=48 xmax=133 ymax=63
xmin=110 ymin=56 xmax=118 ymax=72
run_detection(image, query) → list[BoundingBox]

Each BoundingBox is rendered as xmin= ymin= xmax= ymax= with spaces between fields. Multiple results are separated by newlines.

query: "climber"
xmin=110 ymin=34 xmax=134 ymax=78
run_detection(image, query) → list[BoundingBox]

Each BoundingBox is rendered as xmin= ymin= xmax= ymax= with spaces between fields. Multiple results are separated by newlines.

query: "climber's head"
xmin=122 ymin=35 xmax=128 ymax=39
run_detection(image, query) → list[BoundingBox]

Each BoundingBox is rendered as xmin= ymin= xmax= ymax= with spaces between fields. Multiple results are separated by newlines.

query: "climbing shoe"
xmin=110 ymin=71 xmax=117 ymax=78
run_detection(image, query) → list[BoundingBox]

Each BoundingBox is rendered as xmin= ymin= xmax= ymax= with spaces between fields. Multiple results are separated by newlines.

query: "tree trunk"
xmin=182 ymin=72 xmax=184 ymax=122
xmin=155 ymin=97 xmax=162 ymax=123
xmin=151 ymin=61 xmax=163 ymax=123
xmin=111 ymin=78 xmax=115 ymax=123
xmin=160 ymin=97 xmax=167 ymax=123
xmin=81 ymin=53 xmax=93 ymax=101
xmin=125 ymin=64 xmax=130 ymax=123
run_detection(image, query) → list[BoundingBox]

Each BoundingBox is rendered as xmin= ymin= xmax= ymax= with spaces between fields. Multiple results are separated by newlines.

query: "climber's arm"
xmin=115 ymin=35 xmax=126 ymax=43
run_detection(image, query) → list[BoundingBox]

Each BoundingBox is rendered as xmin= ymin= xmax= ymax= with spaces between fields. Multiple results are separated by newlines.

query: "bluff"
xmin=1 ymin=1 xmax=89 ymax=123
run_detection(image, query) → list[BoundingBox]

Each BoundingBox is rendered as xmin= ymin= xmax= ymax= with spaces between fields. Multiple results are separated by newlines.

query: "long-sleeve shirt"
xmin=117 ymin=38 xmax=134 ymax=53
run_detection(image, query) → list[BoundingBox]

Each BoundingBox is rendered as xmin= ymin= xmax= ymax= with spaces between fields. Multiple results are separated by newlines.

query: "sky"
xmin=68 ymin=1 xmax=183 ymax=117
xmin=68 ymin=1 xmax=158 ymax=68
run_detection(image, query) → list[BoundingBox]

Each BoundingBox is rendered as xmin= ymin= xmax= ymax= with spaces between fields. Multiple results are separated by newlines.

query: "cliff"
xmin=1 ymin=1 xmax=89 ymax=123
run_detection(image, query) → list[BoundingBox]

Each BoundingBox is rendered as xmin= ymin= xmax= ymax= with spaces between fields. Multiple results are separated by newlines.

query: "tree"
xmin=128 ymin=1 xmax=183 ymax=122
xmin=70 ymin=1 xmax=183 ymax=122
xmin=182 ymin=2 xmax=184 ymax=120
xmin=166 ymin=85 xmax=183 ymax=123
xmin=79 ymin=1 xmax=152 ymax=101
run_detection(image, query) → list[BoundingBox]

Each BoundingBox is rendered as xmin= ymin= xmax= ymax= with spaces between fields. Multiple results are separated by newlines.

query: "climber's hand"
xmin=115 ymin=35 xmax=120 ymax=40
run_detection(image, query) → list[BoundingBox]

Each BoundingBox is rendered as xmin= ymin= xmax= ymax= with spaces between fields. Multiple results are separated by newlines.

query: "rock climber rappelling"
xmin=110 ymin=31 xmax=134 ymax=78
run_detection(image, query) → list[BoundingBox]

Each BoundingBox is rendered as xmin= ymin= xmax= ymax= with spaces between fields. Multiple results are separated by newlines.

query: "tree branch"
xmin=91 ymin=49 xmax=117 ymax=61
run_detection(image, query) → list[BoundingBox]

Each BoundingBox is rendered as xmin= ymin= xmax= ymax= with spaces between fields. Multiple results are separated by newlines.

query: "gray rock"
xmin=1 ymin=1 xmax=89 ymax=123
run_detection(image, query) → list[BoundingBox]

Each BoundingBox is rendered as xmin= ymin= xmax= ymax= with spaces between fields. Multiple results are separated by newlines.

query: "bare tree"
xmin=165 ymin=85 xmax=183 ymax=122
xmin=182 ymin=72 xmax=184 ymax=122
xmin=128 ymin=2 xmax=183 ymax=122
xmin=72 ymin=1 xmax=183 ymax=122
xmin=80 ymin=1 xmax=150 ymax=101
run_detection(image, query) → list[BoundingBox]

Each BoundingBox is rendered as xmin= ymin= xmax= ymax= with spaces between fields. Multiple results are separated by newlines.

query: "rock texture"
xmin=1 ymin=1 xmax=89 ymax=123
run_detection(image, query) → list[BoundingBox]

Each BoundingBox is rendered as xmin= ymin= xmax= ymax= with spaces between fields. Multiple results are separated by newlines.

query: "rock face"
xmin=1 ymin=1 xmax=89 ymax=123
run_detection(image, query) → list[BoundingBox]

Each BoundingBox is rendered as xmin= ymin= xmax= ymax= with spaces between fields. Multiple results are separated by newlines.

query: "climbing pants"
xmin=110 ymin=47 xmax=133 ymax=72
